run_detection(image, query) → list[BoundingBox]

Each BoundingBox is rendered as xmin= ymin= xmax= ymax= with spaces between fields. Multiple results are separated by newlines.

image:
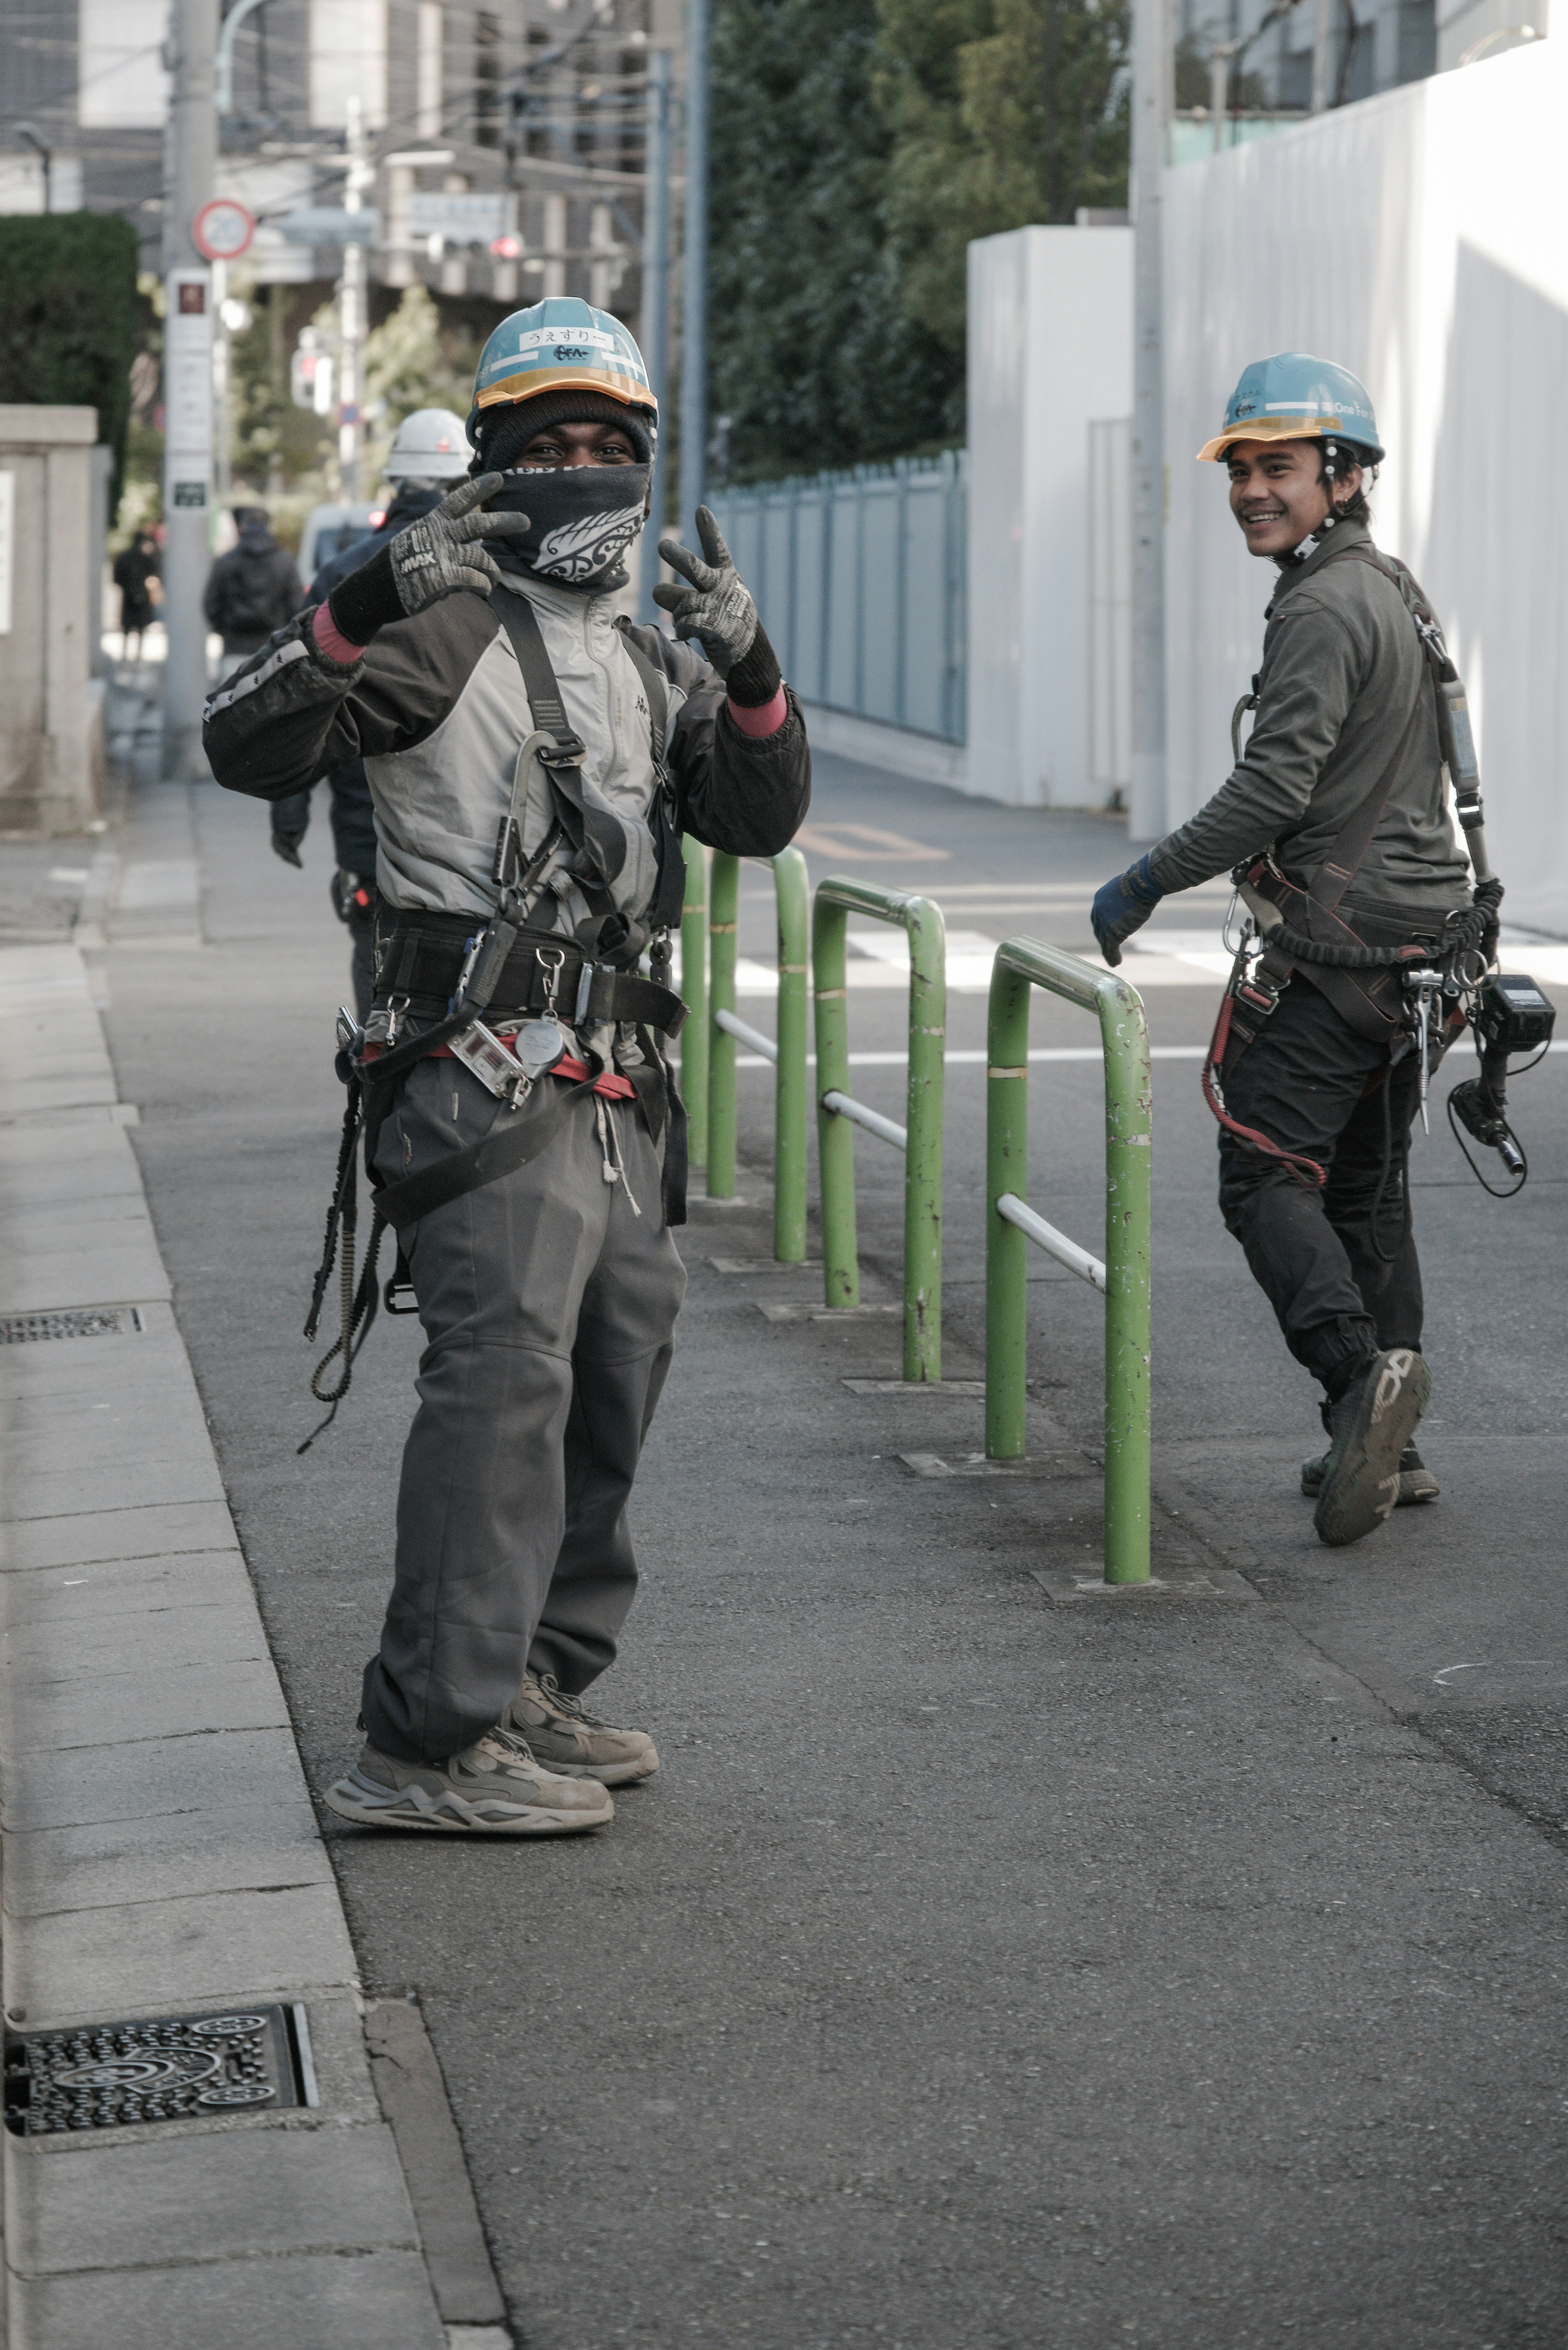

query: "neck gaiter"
xmin=486 ymin=463 xmax=650 ymax=593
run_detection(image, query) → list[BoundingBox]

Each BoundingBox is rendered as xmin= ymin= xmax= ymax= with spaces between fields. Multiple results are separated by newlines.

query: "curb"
xmin=0 ymin=941 xmax=498 ymax=2348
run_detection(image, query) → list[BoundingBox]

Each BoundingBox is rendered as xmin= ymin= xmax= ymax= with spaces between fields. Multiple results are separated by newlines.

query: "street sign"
xmin=278 ymin=207 xmax=380 ymax=247
xmin=193 ymin=198 xmax=256 ymax=263
xmin=408 ymin=192 xmax=512 ymax=246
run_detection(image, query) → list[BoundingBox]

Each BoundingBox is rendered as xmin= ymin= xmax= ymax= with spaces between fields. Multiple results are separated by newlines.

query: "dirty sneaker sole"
xmin=1301 ymin=1451 xmax=1439 ymax=1507
xmin=531 ymin=1744 xmax=661 ymax=1787
xmin=322 ymin=1772 xmax=613 ymax=1835
xmin=1313 ymin=1350 xmax=1432 ymax=1547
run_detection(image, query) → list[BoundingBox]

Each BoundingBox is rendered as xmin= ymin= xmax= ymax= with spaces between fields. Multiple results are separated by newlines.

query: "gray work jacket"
xmin=1149 ymin=521 xmax=1471 ymax=918
xmin=203 ymin=574 xmax=809 ymax=928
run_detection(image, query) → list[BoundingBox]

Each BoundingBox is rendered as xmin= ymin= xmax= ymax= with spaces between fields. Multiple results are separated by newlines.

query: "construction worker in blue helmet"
xmin=203 ymin=296 xmax=809 ymax=1833
xmin=1091 ymin=353 xmax=1495 ymax=1547
xmin=270 ymin=409 xmax=478 ymax=1020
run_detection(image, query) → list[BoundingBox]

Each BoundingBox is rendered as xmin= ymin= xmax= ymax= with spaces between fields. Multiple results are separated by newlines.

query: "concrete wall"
xmin=0 ymin=407 xmax=104 ymax=836
xmin=1163 ymin=38 xmax=1568 ymax=930
xmin=967 ymin=225 xmax=1133 ymax=807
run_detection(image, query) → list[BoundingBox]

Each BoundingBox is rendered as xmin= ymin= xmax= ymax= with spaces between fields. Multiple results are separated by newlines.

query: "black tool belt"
xmin=375 ymin=910 xmax=686 ymax=1036
xmin=1227 ymin=864 xmax=1447 ymax=1058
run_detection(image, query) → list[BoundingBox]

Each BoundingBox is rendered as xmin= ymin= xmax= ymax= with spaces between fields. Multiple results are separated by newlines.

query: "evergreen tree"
xmin=874 ymin=0 xmax=1131 ymax=351
xmin=709 ymin=0 xmax=964 ymax=482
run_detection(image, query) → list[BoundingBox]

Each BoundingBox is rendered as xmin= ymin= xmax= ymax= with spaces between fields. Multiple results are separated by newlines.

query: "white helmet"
xmin=383 ymin=407 xmax=471 ymax=483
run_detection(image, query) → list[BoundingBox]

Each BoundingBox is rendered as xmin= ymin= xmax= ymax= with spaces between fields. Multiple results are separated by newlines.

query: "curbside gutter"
xmin=0 ymin=941 xmax=483 ymax=2348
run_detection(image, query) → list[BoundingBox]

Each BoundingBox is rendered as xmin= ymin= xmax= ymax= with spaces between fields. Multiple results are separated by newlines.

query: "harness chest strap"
xmin=364 ymin=600 xmax=690 ymax=1227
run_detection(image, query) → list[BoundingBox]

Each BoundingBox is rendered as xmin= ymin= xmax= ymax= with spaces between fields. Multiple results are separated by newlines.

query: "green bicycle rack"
xmin=985 ymin=937 xmax=1153 ymax=1583
xmin=704 ymin=848 xmax=810 ymax=1263
xmin=813 ymin=878 xmax=947 ymax=1384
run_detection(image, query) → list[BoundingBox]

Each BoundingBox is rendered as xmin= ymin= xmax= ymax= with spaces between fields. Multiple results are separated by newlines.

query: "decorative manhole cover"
xmin=0 ymin=1306 xmax=145 ymax=1344
xmin=4 ymin=2004 xmax=316 ymax=2134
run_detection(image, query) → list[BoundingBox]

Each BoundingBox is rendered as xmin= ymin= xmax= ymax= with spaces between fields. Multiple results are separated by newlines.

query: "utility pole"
xmin=161 ymin=0 xmax=219 ymax=781
xmin=338 ymin=96 xmax=371 ymax=504
xmin=1311 ymin=0 xmax=1334 ymax=109
xmin=1130 ymin=0 xmax=1167 ymax=845
xmin=640 ymin=45 xmax=673 ymax=622
xmin=677 ymin=0 xmax=710 ymax=543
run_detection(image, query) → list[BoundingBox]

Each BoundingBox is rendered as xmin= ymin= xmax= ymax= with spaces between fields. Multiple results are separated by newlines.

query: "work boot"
xmin=323 ymin=1726 xmax=615 ymax=1835
xmin=503 ymin=1670 xmax=659 ymax=1787
xmin=1312 ymin=1349 xmax=1432 ymax=1547
xmin=1301 ymin=1407 xmax=1440 ymax=1507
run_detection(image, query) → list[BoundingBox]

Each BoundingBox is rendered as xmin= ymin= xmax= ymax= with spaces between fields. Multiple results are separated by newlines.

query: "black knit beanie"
xmin=474 ymin=389 xmax=655 ymax=473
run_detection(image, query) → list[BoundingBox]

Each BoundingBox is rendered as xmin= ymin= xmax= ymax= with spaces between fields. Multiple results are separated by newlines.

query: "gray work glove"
xmin=654 ymin=507 xmax=759 ymax=679
xmin=326 ymin=475 xmax=531 ymax=646
xmin=388 ymin=475 xmax=530 ymax=613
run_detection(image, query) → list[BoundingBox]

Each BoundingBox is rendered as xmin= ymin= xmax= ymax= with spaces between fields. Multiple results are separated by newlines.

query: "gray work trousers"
xmin=362 ymin=1057 xmax=686 ymax=1764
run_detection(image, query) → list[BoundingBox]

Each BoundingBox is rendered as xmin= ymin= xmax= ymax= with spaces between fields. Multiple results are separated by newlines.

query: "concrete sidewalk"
xmin=0 ymin=938 xmax=503 ymax=2348
xmin=76 ymin=749 xmax=1568 ymax=2348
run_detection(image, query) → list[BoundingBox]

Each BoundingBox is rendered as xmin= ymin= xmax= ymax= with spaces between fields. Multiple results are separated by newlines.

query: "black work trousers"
xmin=1218 ymin=974 xmax=1422 ymax=1398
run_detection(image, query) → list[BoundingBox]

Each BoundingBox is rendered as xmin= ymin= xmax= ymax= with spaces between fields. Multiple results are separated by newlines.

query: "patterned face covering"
xmin=485 ymin=462 xmax=650 ymax=592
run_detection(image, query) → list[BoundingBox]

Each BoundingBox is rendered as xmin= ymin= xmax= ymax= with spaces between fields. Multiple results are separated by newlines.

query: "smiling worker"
xmin=1090 ymin=354 xmax=1483 ymax=1547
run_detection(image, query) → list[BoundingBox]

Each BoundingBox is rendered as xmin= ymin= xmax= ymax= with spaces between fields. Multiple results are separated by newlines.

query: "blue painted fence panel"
xmin=705 ymin=450 xmax=967 ymax=745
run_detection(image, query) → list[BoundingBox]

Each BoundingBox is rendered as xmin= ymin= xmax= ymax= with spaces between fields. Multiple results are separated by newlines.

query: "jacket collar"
xmin=1267 ymin=515 xmax=1371 ymax=614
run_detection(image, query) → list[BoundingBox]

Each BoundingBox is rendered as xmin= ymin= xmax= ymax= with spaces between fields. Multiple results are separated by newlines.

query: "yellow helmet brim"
xmin=1197 ymin=413 xmax=1344 ymax=462
xmin=475 ymin=365 xmax=659 ymax=421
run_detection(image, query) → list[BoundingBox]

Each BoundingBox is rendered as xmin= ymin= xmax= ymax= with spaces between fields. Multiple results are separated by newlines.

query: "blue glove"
xmin=1090 ymin=852 xmax=1163 ymax=967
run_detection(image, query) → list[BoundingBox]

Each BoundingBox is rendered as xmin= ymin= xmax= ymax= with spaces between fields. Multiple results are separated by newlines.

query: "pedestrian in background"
xmin=112 ymin=527 xmax=161 ymax=660
xmin=267 ymin=412 xmax=477 ymax=1021
xmin=203 ymin=506 xmax=302 ymax=685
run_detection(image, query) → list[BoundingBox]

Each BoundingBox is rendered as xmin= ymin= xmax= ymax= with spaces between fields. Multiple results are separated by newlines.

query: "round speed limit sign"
xmin=193 ymin=199 xmax=256 ymax=263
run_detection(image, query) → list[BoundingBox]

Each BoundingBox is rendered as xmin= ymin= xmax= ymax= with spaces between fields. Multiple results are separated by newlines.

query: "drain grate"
xmin=0 ymin=1305 xmax=145 ymax=1344
xmin=4 ymin=2003 xmax=317 ymax=2135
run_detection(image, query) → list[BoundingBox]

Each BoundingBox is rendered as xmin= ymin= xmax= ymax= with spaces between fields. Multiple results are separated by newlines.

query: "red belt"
xmin=363 ymin=1038 xmax=636 ymax=1100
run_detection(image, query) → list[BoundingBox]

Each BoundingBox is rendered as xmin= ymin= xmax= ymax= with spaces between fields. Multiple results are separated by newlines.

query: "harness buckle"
xmin=536 ymin=732 xmax=587 ymax=771
xmin=535 ymin=945 xmax=566 ymax=1014
xmin=574 ymin=959 xmax=601 ymax=1027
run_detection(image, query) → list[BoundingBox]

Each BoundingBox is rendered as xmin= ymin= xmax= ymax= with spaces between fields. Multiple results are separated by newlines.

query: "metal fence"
xmin=705 ymin=451 xmax=968 ymax=745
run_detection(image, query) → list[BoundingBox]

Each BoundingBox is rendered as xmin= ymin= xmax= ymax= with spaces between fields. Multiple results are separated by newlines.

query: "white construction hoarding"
xmin=1163 ymin=38 xmax=1568 ymax=931
xmin=967 ymin=225 xmax=1134 ymax=808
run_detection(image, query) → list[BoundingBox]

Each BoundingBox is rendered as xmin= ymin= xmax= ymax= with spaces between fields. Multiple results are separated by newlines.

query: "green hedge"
xmin=0 ymin=213 xmax=142 ymax=511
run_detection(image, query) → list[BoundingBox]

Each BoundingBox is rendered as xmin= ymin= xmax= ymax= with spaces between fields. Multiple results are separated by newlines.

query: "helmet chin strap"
xmin=1281 ymin=439 xmax=1343 ymax=566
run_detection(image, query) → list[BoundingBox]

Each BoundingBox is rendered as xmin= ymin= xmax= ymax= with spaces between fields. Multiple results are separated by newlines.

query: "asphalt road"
xmin=90 ymin=733 xmax=1568 ymax=2348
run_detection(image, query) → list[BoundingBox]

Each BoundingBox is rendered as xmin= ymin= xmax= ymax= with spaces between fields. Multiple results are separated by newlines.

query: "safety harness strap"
xmin=614 ymin=616 xmax=690 ymax=939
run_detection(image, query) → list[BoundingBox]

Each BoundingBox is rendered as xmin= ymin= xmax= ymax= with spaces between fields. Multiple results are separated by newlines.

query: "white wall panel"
xmin=1163 ymin=40 xmax=1568 ymax=929
xmin=967 ymin=226 xmax=1133 ymax=806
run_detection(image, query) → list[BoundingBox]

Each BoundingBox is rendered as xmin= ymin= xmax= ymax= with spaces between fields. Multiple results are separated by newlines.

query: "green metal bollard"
xmin=813 ymin=892 xmax=858 ymax=1311
xmin=772 ymin=846 xmax=810 ymax=1263
xmin=706 ymin=851 xmax=740 ymax=1198
xmin=984 ymin=960 xmax=1032 ymax=1464
xmin=680 ymin=837 xmax=708 ymax=1171
xmin=982 ymin=939 xmax=1152 ymax=1583
xmin=812 ymin=878 xmax=947 ymax=1383
xmin=1100 ymin=977 xmax=1154 ymax=1584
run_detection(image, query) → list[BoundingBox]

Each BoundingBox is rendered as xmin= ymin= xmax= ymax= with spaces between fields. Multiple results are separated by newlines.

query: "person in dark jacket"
xmin=112 ymin=529 xmax=161 ymax=659
xmin=271 ymin=412 xmax=476 ymax=1018
xmin=1091 ymin=354 xmax=1477 ymax=1551
xmin=203 ymin=507 xmax=303 ymax=676
xmin=204 ymin=298 xmax=810 ymax=1839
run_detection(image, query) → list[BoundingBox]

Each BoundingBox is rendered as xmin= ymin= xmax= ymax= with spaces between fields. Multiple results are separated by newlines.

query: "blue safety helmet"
xmin=466 ymin=297 xmax=657 ymax=450
xmin=1197 ymin=353 xmax=1385 ymax=466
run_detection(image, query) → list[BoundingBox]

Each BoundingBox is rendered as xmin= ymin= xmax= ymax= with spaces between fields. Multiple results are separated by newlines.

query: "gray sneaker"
xmin=323 ymin=1726 xmax=615 ymax=1835
xmin=1301 ymin=1438 xmax=1439 ymax=1506
xmin=1313 ymin=1348 xmax=1432 ymax=1547
xmin=503 ymin=1671 xmax=659 ymax=1787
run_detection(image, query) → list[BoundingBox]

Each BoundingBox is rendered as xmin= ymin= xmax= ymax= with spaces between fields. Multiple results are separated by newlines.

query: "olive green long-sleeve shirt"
xmin=1148 ymin=520 xmax=1471 ymax=917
